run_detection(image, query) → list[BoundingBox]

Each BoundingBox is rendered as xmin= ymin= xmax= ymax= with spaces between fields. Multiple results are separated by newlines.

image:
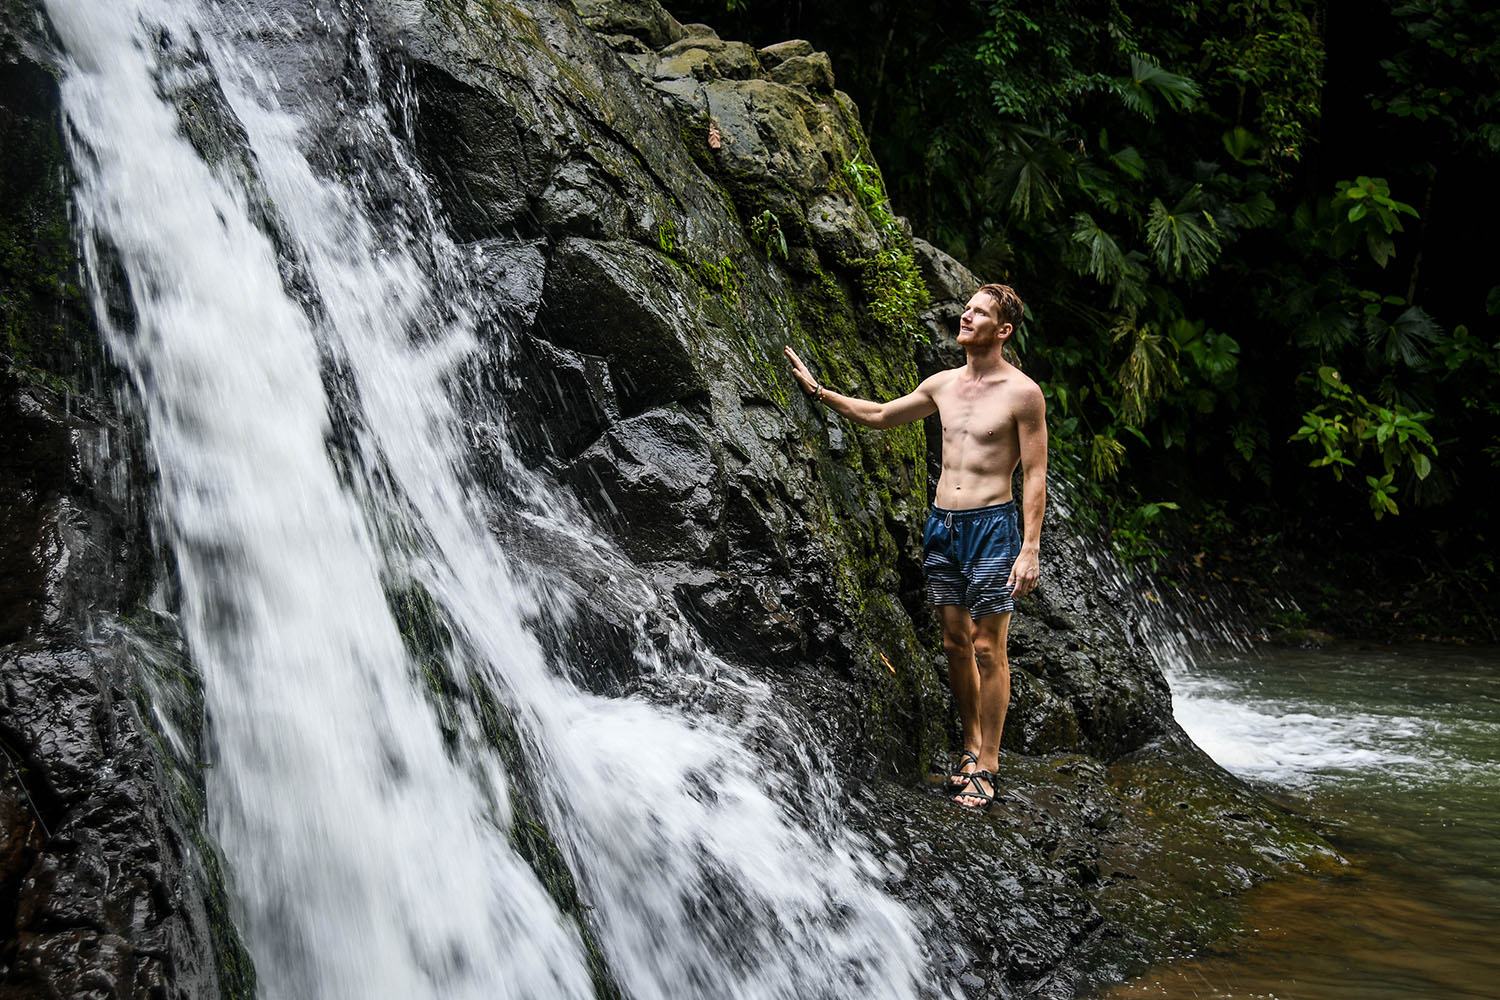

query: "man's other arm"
xmin=1008 ymin=384 xmax=1048 ymax=598
xmin=783 ymin=345 xmax=939 ymax=428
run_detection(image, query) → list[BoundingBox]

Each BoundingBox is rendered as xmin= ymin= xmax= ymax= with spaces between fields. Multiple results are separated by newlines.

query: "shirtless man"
xmin=783 ymin=283 xmax=1047 ymax=812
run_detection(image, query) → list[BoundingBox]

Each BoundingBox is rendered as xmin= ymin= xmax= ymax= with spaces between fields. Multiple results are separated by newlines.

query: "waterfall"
xmin=45 ymin=1 xmax=927 ymax=997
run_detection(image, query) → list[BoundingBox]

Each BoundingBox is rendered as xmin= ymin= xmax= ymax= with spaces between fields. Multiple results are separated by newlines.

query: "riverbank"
xmin=1141 ymin=505 xmax=1500 ymax=646
xmin=1103 ymin=641 xmax=1500 ymax=999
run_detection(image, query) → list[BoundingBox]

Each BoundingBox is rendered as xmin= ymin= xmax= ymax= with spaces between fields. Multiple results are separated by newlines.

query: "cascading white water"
xmin=46 ymin=1 xmax=928 ymax=997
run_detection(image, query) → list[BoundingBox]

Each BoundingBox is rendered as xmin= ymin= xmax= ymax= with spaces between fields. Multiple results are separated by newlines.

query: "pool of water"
xmin=1102 ymin=643 xmax=1500 ymax=1000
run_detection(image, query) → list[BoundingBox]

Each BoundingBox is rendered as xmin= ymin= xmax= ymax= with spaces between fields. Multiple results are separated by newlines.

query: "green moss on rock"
xmin=0 ymin=47 xmax=90 ymax=385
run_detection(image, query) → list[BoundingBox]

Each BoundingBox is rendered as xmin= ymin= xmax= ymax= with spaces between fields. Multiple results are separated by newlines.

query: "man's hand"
xmin=1008 ymin=547 xmax=1040 ymax=600
xmin=783 ymin=345 xmax=819 ymax=396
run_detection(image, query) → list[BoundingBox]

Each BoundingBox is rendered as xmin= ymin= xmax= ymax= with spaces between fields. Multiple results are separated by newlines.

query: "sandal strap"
xmin=954 ymin=770 xmax=996 ymax=800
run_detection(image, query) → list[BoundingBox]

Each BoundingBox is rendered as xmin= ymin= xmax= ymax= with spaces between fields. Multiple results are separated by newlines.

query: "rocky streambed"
xmin=2 ymin=1 xmax=1335 ymax=997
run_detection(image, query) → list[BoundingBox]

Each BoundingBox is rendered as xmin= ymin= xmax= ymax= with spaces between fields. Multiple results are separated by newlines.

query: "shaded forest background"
xmin=669 ymin=0 xmax=1500 ymax=639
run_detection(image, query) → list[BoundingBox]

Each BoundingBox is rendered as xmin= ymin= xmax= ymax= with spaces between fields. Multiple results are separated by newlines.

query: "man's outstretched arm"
xmin=1008 ymin=385 xmax=1048 ymax=599
xmin=783 ymin=345 xmax=937 ymax=429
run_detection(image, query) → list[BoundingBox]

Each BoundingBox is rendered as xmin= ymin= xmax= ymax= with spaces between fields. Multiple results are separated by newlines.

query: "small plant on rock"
xmin=858 ymin=246 xmax=930 ymax=343
xmin=749 ymin=209 xmax=788 ymax=261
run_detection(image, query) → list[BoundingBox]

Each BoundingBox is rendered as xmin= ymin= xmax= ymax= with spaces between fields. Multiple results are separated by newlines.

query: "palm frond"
xmin=1119 ymin=55 xmax=1200 ymax=120
xmin=1146 ymin=193 xmax=1224 ymax=278
xmin=1090 ymin=433 xmax=1127 ymax=480
xmin=1366 ymin=305 xmax=1441 ymax=369
xmin=1113 ymin=317 xmax=1182 ymax=425
xmin=1070 ymin=212 xmax=1126 ymax=282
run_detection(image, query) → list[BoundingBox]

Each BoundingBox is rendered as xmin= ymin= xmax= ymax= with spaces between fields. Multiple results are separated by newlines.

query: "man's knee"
xmin=973 ymin=637 xmax=1007 ymax=674
xmin=941 ymin=630 xmax=972 ymax=658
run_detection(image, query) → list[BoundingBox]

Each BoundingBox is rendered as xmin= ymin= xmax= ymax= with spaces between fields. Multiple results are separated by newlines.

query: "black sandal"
xmin=951 ymin=769 xmax=996 ymax=814
xmin=929 ymin=749 xmax=979 ymax=796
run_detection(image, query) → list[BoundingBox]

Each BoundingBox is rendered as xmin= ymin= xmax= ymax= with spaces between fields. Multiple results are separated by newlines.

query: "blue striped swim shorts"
xmin=922 ymin=501 xmax=1022 ymax=618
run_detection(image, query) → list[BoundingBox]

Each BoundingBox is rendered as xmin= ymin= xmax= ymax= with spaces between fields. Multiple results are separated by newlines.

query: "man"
xmin=783 ymin=283 xmax=1046 ymax=812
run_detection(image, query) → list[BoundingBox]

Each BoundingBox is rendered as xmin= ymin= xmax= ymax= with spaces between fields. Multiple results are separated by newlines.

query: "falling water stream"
xmin=45 ymin=2 xmax=926 ymax=997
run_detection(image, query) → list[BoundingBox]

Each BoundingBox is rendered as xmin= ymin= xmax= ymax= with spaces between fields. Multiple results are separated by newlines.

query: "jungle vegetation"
xmin=673 ymin=0 xmax=1500 ymax=637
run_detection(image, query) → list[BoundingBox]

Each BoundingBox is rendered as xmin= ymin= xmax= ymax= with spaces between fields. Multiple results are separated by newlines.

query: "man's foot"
xmin=946 ymin=749 xmax=981 ymax=792
xmin=951 ymin=769 xmax=996 ymax=813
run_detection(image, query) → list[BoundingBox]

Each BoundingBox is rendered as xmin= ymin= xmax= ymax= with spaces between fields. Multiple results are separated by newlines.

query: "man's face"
xmin=958 ymin=292 xmax=1011 ymax=347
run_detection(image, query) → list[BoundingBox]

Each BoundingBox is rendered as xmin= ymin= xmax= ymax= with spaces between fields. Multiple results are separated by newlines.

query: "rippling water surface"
xmin=1107 ymin=643 xmax=1500 ymax=1000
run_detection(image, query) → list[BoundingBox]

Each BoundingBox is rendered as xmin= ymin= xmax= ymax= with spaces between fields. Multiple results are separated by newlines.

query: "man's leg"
xmin=955 ymin=611 xmax=1010 ymax=808
xmin=938 ymin=604 xmax=981 ymax=783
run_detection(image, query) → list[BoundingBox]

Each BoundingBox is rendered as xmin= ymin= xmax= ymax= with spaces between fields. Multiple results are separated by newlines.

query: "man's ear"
xmin=998 ymin=323 xmax=1015 ymax=342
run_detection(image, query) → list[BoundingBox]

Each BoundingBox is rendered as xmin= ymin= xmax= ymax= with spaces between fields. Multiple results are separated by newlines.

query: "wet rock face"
xmin=374 ymin=1 xmax=1312 ymax=991
xmin=0 ymin=15 xmax=236 ymax=997
xmin=0 ymin=377 xmax=227 ymax=1000
xmin=536 ymin=238 xmax=707 ymax=416
xmin=376 ymin=0 xmax=949 ymax=759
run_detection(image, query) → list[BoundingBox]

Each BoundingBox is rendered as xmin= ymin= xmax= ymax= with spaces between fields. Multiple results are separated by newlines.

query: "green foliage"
xmin=1110 ymin=500 xmax=1182 ymax=570
xmin=857 ymin=247 xmax=930 ymax=342
xmin=1113 ymin=317 xmax=1181 ymax=426
xmin=1117 ymin=55 xmax=1200 ymax=120
xmin=1329 ymin=176 xmax=1419 ymax=268
xmin=748 ymin=208 xmax=788 ymax=261
xmin=1200 ymin=0 xmax=1324 ymax=163
xmin=1090 ymin=432 xmax=1126 ymax=481
xmin=1291 ymin=367 xmax=1437 ymax=519
xmin=1372 ymin=0 xmax=1500 ymax=151
xmin=842 ymin=156 xmax=900 ymax=237
xmin=1145 ymin=191 xmax=1223 ymax=279
xmin=837 ymin=155 xmax=931 ymax=340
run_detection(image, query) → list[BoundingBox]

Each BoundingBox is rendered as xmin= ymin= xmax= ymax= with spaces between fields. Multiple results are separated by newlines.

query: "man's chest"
xmin=935 ymin=386 xmax=1017 ymax=442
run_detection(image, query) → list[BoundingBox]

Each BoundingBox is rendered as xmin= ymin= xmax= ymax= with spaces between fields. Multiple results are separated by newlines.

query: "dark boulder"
xmin=408 ymin=64 xmax=552 ymax=240
xmin=568 ymin=405 xmax=722 ymax=562
xmin=536 ymin=237 xmax=707 ymax=416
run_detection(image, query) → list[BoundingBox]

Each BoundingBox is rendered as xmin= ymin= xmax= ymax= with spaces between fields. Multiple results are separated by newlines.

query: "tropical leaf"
xmin=1118 ymin=55 xmax=1200 ymax=120
xmin=1221 ymin=126 xmax=1261 ymax=162
xmin=1230 ymin=191 xmax=1278 ymax=229
xmin=995 ymin=131 xmax=1067 ymax=222
xmin=1295 ymin=305 xmax=1359 ymax=352
xmin=1070 ymin=212 xmax=1127 ymax=283
xmin=1145 ymin=191 xmax=1224 ymax=278
xmin=1366 ymin=304 xmax=1441 ymax=369
xmin=1113 ymin=317 xmax=1182 ymax=425
xmin=1111 ymin=252 xmax=1151 ymax=309
xmin=1110 ymin=146 xmax=1148 ymax=180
